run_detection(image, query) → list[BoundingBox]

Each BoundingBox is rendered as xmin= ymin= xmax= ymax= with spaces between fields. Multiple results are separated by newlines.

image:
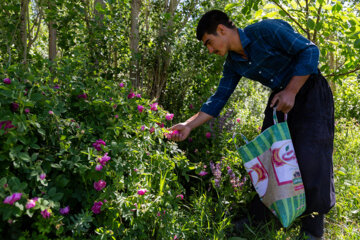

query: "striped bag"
xmin=234 ymin=108 xmax=306 ymax=227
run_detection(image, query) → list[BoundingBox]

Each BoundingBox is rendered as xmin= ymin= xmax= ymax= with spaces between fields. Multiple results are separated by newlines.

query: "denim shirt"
xmin=200 ymin=19 xmax=320 ymax=117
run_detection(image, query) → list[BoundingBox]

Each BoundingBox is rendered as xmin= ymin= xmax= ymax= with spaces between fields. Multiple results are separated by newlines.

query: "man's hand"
xmin=270 ymin=75 xmax=310 ymax=113
xmin=270 ymin=89 xmax=296 ymax=113
xmin=169 ymin=123 xmax=192 ymax=142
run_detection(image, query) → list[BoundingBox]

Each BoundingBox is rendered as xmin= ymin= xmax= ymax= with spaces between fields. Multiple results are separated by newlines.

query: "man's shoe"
xmin=297 ymin=230 xmax=323 ymax=240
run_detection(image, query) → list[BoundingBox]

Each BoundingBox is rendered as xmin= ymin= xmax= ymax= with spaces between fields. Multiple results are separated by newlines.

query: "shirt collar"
xmin=228 ymin=28 xmax=251 ymax=62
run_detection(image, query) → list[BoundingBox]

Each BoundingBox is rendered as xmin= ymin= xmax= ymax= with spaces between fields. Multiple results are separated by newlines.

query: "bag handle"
xmin=233 ymin=108 xmax=288 ymax=149
xmin=273 ymin=107 xmax=288 ymax=125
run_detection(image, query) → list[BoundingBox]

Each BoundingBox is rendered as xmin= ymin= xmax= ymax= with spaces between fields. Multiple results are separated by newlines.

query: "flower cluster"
xmin=0 ymin=120 xmax=15 ymax=134
xmin=94 ymin=180 xmax=107 ymax=191
xmin=3 ymin=78 xmax=11 ymax=84
xmin=26 ymin=197 xmax=38 ymax=209
xmin=227 ymin=167 xmax=245 ymax=192
xmin=3 ymin=193 xmax=22 ymax=205
xmin=77 ymin=93 xmax=88 ymax=99
xmin=93 ymin=139 xmax=106 ymax=151
xmin=92 ymin=201 xmax=103 ymax=214
xmin=59 ymin=206 xmax=70 ymax=215
xmin=165 ymin=130 xmax=179 ymax=140
xmin=210 ymin=161 xmax=222 ymax=188
xmin=41 ymin=209 xmax=51 ymax=218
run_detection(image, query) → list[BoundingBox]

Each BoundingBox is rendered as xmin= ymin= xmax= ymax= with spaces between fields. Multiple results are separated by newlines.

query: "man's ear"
xmin=217 ymin=24 xmax=227 ymax=35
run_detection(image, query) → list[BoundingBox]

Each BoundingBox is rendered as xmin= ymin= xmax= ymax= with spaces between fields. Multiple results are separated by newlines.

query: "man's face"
xmin=201 ymin=26 xmax=228 ymax=56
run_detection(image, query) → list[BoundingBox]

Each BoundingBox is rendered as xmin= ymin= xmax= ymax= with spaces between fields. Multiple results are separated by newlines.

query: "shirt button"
xmin=249 ymin=62 xmax=252 ymax=65
xmin=259 ymin=71 xmax=262 ymax=74
xmin=280 ymin=86 xmax=283 ymax=89
xmin=270 ymin=79 xmax=273 ymax=82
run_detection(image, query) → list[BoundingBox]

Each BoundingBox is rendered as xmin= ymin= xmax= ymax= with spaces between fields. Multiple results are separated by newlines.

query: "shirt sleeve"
xmin=200 ymin=61 xmax=241 ymax=117
xmin=256 ymin=19 xmax=319 ymax=76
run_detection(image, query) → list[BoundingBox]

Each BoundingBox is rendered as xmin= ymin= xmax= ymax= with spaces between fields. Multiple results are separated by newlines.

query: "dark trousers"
xmin=250 ymin=72 xmax=335 ymax=237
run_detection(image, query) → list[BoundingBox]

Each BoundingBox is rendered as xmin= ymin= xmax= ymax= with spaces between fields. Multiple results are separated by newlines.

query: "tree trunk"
xmin=48 ymin=1 xmax=57 ymax=76
xmin=130 ymin=0 xmax=141 ymax=89
xmin=149 ymin=0 xmax=178 ymax=100
xmin=20 ymin=0 xmax=29 ymax=64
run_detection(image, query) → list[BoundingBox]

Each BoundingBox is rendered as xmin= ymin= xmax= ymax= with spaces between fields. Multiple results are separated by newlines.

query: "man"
xmin=169 ymin=10 xmax=335 ymax=240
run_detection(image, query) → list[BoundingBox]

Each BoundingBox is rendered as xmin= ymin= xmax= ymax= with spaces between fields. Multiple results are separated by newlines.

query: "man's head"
xmin=196 ymin=10 xmax=236 ymax=56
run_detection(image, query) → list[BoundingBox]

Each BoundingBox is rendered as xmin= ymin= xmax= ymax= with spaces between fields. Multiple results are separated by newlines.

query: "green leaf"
xmin=354 ymin=39 xmax=360 ymax=49
xmin=18 ymin=152 xmax=31 ymax=162
xmin=306 ymin=19 xmax=315 ymax=30
xmin=332 ymin=3 xmax=342 ymax=12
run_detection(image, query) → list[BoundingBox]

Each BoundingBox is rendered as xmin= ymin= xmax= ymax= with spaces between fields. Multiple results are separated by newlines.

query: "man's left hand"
xmin=270 ymin=89 xmax=296 ymax=113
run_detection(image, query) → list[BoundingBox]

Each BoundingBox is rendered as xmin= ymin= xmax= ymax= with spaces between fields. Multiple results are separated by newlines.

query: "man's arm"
xmin=270 ymin=75 xmax=310 ymax=113
xmin=170 ymin=111 xmax=213 ymax=142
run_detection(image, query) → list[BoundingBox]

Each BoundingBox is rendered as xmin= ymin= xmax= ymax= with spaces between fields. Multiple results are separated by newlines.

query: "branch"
xmin=175 ymin=0 xmax=199 ymax=36
xmin=304 ymin=0 xmax=311 ymax=40
xmin=28 ymin=11 xmax=42 ymax=50
xmin=324 ymin=66 xmax=360 ymax=77
xmin=271 ymin=1 xmax=308 ymax=35
xmin=312 ymin=3 xmax=322 ymax=43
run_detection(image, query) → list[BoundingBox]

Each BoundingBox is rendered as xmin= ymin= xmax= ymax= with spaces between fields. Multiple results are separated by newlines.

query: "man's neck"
xmin=229 ymin=28 xmax=247 ymax=59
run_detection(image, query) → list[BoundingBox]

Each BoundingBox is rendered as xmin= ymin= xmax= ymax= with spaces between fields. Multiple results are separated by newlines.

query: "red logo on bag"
xmin=250 ymin=163 xmax=267 ymax=182
xmin=272 ymin=145 xmax=296 ymax=167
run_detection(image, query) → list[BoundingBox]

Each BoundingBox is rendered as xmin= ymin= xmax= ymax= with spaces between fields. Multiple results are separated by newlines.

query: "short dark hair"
xmin=196 ymin=10 xmax=236 ymax=41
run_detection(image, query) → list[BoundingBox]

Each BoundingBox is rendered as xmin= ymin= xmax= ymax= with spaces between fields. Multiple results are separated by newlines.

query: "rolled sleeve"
xmin=200 ymin=62 xmax=241 ymax=117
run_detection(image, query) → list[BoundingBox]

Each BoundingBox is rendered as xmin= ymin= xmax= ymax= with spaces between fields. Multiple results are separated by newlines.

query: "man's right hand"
xmin=169 ymin=123 xmax=192 ymax=142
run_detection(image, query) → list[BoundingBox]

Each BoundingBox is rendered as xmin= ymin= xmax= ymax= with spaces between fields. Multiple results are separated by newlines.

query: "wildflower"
xmin=137 ymin=105 xmax=144 ymax=113
xmin=77 ymin=93 xmax=87 ymax=99
xmin=109 ymin=97 xmax=113 ymax=101
xmin=156 ymin=122 xmax=164 ymax=128
xmin=134 ymin=168 xmax=138 ymax=172
xmin=236 ymin=118 xmax=241 ymax=123
xmin=41 ymin=209 xmax=51 ymax=218
xmin=95 ymin=164 xmax=103 ymax=171
xmin=150 ymin=103 xmax=158 ymax=111
xmin=3 ymin=78 xmax=11 ymax=84
xmin=176 ymin=194 xmax=184 ymax=200
xmin=210 ymin=161 xmax=222 ymax=188
xmin=137 ymin=189 xmax=147 ymax=195
xmin=115 ymin=114 xmax=119 ymax=118
xmin=157 ymin=212 xmax=161 ymax=216
xmin=92 ymin=139 xmax=106 ymax=151
xmin=165 ymin=113 xmax=174 ymax=121
xmin=3 ymin=193 xmax=22 ymax=205
xmin=98 ymin=153 xmax=111 ymax=166
xmin=198 ymin=171 xmax=208 ymax=176
xmin=59 ymin=206 xmax=70 ymax=215
xmin=91 ymin=201 xmax=103 ymax=214
xmin=53 ymin=84 xmax=60 ymax=89
xmin=39 ymin=173 xmax=46 ymax=180
xmin=94 ymin=180 xmax=106 ymax=191
xmin=149 ymin=127 xmax=155 ymax=134
xmin=165 ymin=130 xmax=179 ymax=140
xmin=205 ymin=132 xmax=211 ymax=139
xmin=0 ymin=121 xmax=15 ymax=131
xmin=188 ymin=137 xmax=193 ymax=142
xmin=194 ymin=149 xmax=198 ymax=153
xmin=26 ymin=198 xmax=38 ymax=209
xmin=127 ymin=91 xmax=135 ymax=99
xmin=140 ymin=125 xmax=145 ymax=131
xmin=48 ymin=110 xmax=54 ymax=115
xmin=25 ymin=108 xmax=30 ymax=114
xmin=11 ymin=102 xmax=19 ymax=112
xmin=119 ymin=82 xmax=125 ymax=87
xmin=113 ymin=104 xmax=117 ymax=109
xmin=136 ymin=93 xmax=141 ymax=98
